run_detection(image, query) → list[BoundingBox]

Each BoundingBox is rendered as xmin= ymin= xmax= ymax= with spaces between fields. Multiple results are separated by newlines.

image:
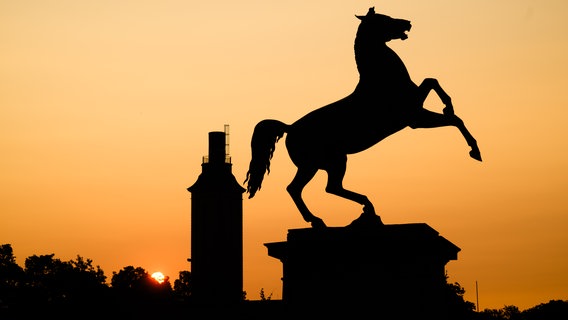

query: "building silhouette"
xmin=187 ymin=125 xmax=245 ymax=305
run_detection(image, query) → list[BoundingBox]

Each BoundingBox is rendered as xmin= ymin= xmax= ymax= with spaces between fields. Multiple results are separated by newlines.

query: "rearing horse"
xmin=244 ymin=7 xmax=481 ymax=228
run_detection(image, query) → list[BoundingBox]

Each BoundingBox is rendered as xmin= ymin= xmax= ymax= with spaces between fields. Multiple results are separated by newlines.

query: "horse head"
xmin=356 ymin=7 xmax=411 ymax=42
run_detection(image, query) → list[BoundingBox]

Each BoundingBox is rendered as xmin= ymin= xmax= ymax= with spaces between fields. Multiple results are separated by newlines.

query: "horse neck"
xmin=354 ymin=32 xmax=411 ymax=84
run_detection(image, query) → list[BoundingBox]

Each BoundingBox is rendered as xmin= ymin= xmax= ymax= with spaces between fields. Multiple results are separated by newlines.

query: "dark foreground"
xmin=2 ymin=299 xmax=568 ymax=320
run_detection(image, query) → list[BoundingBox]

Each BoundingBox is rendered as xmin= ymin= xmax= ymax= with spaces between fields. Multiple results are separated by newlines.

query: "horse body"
xmin=287 ymin=94 xmax=405 ymax=158
xmin=244 ymin=8 xmax=481 ymax=228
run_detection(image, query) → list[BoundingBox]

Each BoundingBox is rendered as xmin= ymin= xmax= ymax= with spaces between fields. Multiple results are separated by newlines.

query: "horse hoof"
xmin=349 ymin=212 xmax=384 ymax=228
xmin=310 ymin=218 xmax=327 ymax=229
xmin=363 ymin=204 xmax=376 ymax=215
xmin=469 ymin=149 xmax=482 ymax=162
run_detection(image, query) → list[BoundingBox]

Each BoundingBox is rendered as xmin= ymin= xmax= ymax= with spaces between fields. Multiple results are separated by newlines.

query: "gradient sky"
xmin=1 ymin=0 xmax=567 ymax=310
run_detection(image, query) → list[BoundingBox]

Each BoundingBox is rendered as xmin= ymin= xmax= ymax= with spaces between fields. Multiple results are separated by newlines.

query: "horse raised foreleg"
xmin=453 ymin=115 xmax=482 ymax=161
xmin=286 ymin=166 xmax=326 ymax=228
xmin=409 ymin=109 xmax=482 ymax=161
xmin=418 ymin=78 xmax=455 ymax=116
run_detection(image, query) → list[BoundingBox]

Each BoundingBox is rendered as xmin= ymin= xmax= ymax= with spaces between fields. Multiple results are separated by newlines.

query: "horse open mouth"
xmin=400 ymin=21 xmax=412 ymax=40
xmin=400 ymin=24 xmax=411 ymax=40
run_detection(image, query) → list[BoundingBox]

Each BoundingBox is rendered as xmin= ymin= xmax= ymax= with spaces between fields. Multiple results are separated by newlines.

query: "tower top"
xmin=188 ymin=124 xmax=244 ymax=193
xmin=203 ymin=124 xmax=231 ymax=164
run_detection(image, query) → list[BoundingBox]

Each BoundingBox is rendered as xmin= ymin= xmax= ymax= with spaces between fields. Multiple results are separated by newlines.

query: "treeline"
xmin=440 ymin=280 xmax=567 ymax=320
xmin=0 ymin=244 xmax=192 ymax=318
xmin=1 ymin=244 xmax=566 ymax=319
xmin=476 ymin=302 xmax=568 ymax=320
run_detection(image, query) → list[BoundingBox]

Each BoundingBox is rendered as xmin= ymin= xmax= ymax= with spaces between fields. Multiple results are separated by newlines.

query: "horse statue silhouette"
xmin=244 ymin=7 xmax=481 ymax=228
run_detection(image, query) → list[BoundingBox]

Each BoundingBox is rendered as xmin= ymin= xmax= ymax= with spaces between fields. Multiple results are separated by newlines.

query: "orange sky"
xmin=1 ymin=0 xmax=567 ymax=310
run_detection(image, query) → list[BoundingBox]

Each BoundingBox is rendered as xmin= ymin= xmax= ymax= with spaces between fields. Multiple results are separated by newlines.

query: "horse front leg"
xmin=416 ymin=78 xmax=482 ymax=161
xmin=409 ymin=109 xmax=482 ymax=161
xmin=452 ymin=115 xmax=482 ymax=161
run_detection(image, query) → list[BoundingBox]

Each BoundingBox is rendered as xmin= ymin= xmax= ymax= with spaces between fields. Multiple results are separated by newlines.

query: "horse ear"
xmin=355 ymin=7 xmax=375 ymax=20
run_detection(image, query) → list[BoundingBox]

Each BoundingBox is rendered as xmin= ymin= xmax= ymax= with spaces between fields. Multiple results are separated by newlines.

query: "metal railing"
xmin=202 ymin=155 xmax=231 ymax=164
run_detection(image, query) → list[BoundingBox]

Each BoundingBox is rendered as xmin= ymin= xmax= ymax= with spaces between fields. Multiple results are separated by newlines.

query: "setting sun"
xmin=151 ymin=272 xmax=165 ymax=284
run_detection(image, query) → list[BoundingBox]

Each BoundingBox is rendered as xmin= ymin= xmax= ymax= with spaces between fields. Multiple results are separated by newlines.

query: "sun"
xmin=151 ymin=271 xmax=165 ymax=284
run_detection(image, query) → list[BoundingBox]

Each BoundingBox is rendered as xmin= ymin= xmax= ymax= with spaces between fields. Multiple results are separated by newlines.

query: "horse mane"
xmin=353 ymin=17 xmax=386 ymax=82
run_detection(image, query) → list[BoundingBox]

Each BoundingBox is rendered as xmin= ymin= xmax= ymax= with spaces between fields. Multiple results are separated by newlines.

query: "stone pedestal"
xmin=265 ymin=223 xmax=460 ymax=319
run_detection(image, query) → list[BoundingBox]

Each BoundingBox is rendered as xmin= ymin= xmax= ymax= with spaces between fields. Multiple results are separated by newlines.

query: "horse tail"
xmin=244 ymin=119 xmax=288 ymax=199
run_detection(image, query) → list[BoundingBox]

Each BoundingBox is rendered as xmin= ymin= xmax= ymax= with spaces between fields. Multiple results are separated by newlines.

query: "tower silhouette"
xmin=187 ymin=125 xmax=245 ymax=305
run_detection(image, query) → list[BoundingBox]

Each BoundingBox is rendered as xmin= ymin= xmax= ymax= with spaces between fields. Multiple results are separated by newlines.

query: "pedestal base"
xmin=265 ymin=223 xmax=460 ymax=319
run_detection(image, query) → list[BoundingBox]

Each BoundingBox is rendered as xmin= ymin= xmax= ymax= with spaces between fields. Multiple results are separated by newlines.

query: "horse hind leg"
xmin=286 ymin=166 xmax=326 ymax=228
xmin=324 ymin=157 xmax=383 ymax=225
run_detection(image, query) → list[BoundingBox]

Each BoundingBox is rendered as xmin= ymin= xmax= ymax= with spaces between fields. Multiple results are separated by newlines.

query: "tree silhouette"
xmin=443 ymin=274 xmax=477 ymax=319
xmin=0 ymin=244 xmax=25 ymax=306
xmin=523 ymin=300 xmax=568 ymax=320
xmin=64 ymin=255 xmax=107 ymax=302
xmin=478 ymin=308 xmax=507 ymax=320
xmin=173 ymin=270 xmax=192 ymax=301
xmin=22 ymin=253 xmax=108 ymax=305
xmin=502 ymin=305 xmax=522 ymax=320
xmin=111 ymin=265 xmax=172 ymax=303
xmin=476 ymin=300 xmax=568 ymax=320
xmin=111 ymin=266 xmax=149 ymax=290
